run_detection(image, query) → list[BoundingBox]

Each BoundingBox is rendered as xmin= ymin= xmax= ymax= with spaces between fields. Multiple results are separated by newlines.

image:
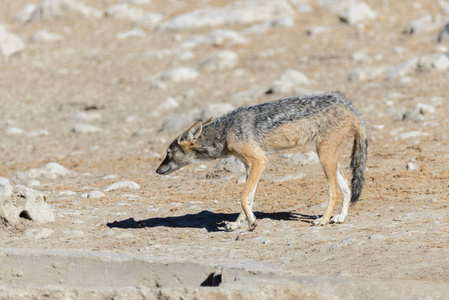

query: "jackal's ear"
xmin=178 ymin=121 xmax=202 ymax=146
xmin=202 ymin=116 xmax=213 ymax=125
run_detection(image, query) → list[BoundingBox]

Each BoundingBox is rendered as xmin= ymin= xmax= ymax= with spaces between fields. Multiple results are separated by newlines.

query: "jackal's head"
xmin=156 ymin=118 xmax=212 ymax=175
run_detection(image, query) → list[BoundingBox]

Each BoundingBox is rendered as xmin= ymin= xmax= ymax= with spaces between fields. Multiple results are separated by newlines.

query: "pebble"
xmin=406 ymin=162 xmax=420 ymax=171
xmin=27 ymin=180 xmax=41 ymax=188
xmin=158 ymin=67 xmax=199 ymax=83
xmin=393 ymin=131 xmax=430 ymax=141
xmin=368 ymin=234 xmax=386 ymax=240
xmin=15 ymin=162 xmax=70 ymax=182
xmin=339 ymin=2 xmax=377 ymax=25
xmin=72 ymin=123 xmax=102 ymax=133
xmin=279 ymin=151 xmax=319 ymax=165
xmin=196 ymin=50 xmax=238 ymax=72
xmin=88 ymin=191 xmax=106 ymax=199
xmin=157 ymin=0 xmax=295 ymax=31
xmin=25 ymin=228 xmax=54 ymax=239
xmin=105 ymin=181 xmax=141 ymax=192
xmin=74 ymin=111 xmax=102 ymax=121
xmin=116 ymin=28 xmax=146 ymax=39
xmin=14 ymin=0 xmax=102 ymax=23
xmin=4 ymin=126 xmax=24 ymax=135
xmin=30 ymin=30 xmax=63 ymax=43
xmin=216 ymin=157 xmax=246 ymax=173
xmin=403 ymin=15 xmax=445 ymax=35
xmin=270 ymin=69 xmax=310 ymax=94
xmin=105 ymin=3 xmax=145 ymax=20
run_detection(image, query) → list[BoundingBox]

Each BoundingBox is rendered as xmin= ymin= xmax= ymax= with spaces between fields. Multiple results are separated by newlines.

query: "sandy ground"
xmin=1 ymin=0 xmax=449 ymax=291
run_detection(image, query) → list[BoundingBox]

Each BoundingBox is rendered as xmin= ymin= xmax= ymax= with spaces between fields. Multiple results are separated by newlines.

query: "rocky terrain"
xmin=1 ymin=0 xmax=449 ymax=298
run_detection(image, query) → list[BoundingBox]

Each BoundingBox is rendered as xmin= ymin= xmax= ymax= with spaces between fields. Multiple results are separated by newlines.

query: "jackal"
xmin=156 ymin=92 xmax=367 ymax=231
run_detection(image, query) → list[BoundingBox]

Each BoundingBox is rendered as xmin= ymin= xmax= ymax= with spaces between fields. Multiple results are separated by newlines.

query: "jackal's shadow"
xmin=107 ymin=210 xmax=316 ymax=232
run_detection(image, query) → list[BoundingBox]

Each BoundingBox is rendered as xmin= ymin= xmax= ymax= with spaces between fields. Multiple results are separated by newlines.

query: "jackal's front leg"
xmin=226 ymin=149 xmax=267 ymax=231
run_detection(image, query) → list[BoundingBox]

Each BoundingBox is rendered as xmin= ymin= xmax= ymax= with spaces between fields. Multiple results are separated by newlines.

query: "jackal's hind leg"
xmin=313 ymin=137 xmax=343 ymax=226
xmin=330 ymin=166 xmax=351 ymax=224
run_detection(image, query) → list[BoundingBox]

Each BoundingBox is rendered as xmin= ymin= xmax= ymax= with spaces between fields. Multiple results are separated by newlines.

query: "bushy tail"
xmin=350 ymin=125 xmax=368 ymax=203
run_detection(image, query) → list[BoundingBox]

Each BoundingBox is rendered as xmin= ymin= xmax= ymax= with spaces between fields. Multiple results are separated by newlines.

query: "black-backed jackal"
xmin=156 ymin=92 xmax=368 ymax=231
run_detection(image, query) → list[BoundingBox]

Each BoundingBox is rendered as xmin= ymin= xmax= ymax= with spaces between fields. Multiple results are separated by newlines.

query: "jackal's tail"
xmin=350 ymin=123 xmax=368 ymax=203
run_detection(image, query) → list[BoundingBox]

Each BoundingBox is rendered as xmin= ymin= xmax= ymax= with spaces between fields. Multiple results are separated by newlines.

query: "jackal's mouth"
xmin=156 ymin=165 xmax=171 ymax=175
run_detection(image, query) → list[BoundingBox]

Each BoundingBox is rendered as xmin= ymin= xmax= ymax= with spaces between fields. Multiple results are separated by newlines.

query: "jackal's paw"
xmin=225 ymin=221 xmax=244 ymax=231
xmin=248 ymin=220 xmax=257 ymax=231
xmin=312 ymin=217 xmax=329 ymax=226
xmin=330 ymin=214 xmax=346 ymax=224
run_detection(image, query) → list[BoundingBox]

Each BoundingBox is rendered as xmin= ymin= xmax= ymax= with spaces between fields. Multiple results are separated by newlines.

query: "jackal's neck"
xmin=194 ymin=123 xmax=228 ymax=160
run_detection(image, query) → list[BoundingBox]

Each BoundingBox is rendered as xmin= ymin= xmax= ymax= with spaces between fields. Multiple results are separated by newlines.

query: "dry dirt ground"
xmin=1 ymin=0 xmax=449 ymax=297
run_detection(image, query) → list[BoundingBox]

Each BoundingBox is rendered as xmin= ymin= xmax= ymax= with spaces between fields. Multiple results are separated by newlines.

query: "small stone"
xmin=74 ymin=111 xmax=101 ymax=121
xmin=26 ymin=180 xmax=41 ymax=188
xmin=339 ymin=2 xmax=377 ymax=25
xmin=105 ymin=3 xmax=145 ymax=20
xmin=30 ymin=30 xmax=63 ymax=43
xmin=4 ymin=126 xmax=24 ymax=135
xmin=105 ymin=181 xmax=141 ymax=192
xmin=158 ymin=67 xmax=199 ymax=83
xmin=72 ymin=123 xmax=102 ymax=133
xmin=368 ymin=233 xmax=385 ymax=240
xmin=270 ymin=69 xmax=310 ymax=94
xmin=196 ymin=50 xmax=238 ymax=72
xmin=116 ymin=28 xmax=146 ymax=39
xmin=15 ymin=162 xmax=70 ymax=182
xmin=279 ymin=151 xmax=319 ymax=165
xmin=404 ymin=15 xmax=446 ymax=35
xmin=393 ymin=131 xmax=430 ymax=141
xmin=406 ymin=162 xmax=420 ymax=171
xmin=88 ymin=191 xmax=105 ymax=199
xmin=0 ymin=25 xmax=25 ymax=56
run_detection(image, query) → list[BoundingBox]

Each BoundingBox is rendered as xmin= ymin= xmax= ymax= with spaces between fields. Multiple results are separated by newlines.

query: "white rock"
xmin=4 ymin=126 xmax=24 ymax=135
xmin=15 ymin=163 xmax=70 ymax=182
xmin=197 ymin=50 xmax=238 ymax=71
xmin=157 ymin=67 xmax=199 ymax=83
xmin=404 ymin=15 xmax=446 ymax=35
xmin=216 ymin=157 xmax=246 ymax=173
xmin=279 ymin=151 xmax=319 ymax=165
xmin=138 ymin=13 xmax=163 ymax=27
xmin=0 ymin=25 xmax=25 ymax=56
xmin=317 ymin=0 xmax=354 ymax=14
xmin=245 ymin=17 xmax=294 ymax=34
xmin=105 ymin=181 xmax=141 ymax=192
xmin=72 ymin=123 xmax=102 ymax=133
xmin=406 ymin=162 xmax=420 ymax=171
xmin=105 ymin=3 xmax=145 ymax=20
xmin=26 ymin=228 xmax=54 ymax=239
xmin=199 ymin=103 xmax=235 ymax=121
xmin=418 ymin=53 xmax=449 ymax=71
xmin=393 ymin=131 xmax=430 ymax=141
xmin=26 ymin=130 xmax=50 ymax=137
xmin=160 ymin=103 xmax=235 ymax=133
xmin=340 ymin=2 xmax=377 ymax=25
xmin=30 ymin=30 xmax=63 ymax=43
xmin=0 ymin=178 xmax=54 ymax=225
xmin=204 ymin=29 xmax=248 ymax=47
xmin=387 ymin=57 xmax=419 ymax=79
xmin=88 ymin=191 xmax=106 ymax=199
xmin=14 ymin=0 xmax=102 ymax=23
xmin=153 ymin=97 xmax=179 ymax=114
xmin=157 ymin=0 xmax=295 ymax=31
xmin=402 ymin=103 xmax=436 ymax=121
xmin=74 ymin=111 xmax=102 ymax=121
xmin=116 ymin=28 xmax=146 ymax=39
xmin=307 ymin=26 xmax=331 ymax=36
xmin=348 ymin=66 xmax=390 ymax=82
xmin=270 ymin=69 xmax=310 ymax=94
xmin=27 ymin=180 xmax=41 ymax=188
